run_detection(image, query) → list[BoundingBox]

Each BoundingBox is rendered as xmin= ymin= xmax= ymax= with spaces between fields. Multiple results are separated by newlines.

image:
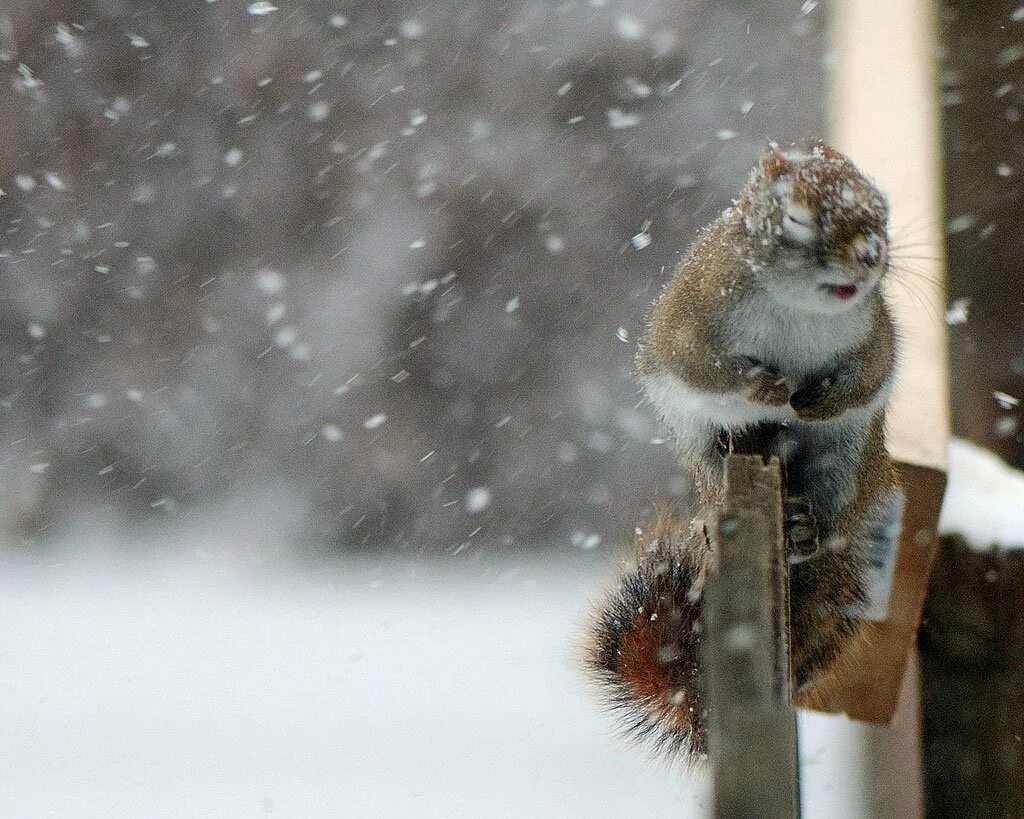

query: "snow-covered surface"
xmin=0 ymin=548 xmax=708 ymax=818
xmin=0 ymin=544 xmax=893 ymax=818
xmin=939 ymin=437 xmax=1024 ymax=549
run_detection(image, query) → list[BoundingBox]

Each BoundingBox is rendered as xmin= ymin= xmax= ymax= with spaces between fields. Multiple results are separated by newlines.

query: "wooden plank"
xmin=820 ymin=0 xmax=950 ymax=723
xmin=706 ymin=455 xmax=799 ymax=819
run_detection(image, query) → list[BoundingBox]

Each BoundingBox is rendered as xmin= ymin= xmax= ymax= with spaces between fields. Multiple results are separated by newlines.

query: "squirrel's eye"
xmin=781 ymin=207 xmax=816 ymax=245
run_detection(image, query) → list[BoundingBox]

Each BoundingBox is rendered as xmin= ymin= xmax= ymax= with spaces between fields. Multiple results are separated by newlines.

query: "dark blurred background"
xmin=941 ymin=0 xmax=1024 ymax=467
xmin=0 ymin=0 xmax=826 ymax=552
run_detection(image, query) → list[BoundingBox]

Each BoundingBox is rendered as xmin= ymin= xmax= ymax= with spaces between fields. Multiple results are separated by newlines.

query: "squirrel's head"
xmin=739 ymin=142 xmax=890 ymax=315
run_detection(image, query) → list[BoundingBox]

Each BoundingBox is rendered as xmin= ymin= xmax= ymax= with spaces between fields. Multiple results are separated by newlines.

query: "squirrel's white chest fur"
xmin=725 ymin=294 xmax=871 ymax=381
xmin=641 ymin=295 xmax=872 ymax=450
xmin=641 ymin=371 xmax=796 ymax=455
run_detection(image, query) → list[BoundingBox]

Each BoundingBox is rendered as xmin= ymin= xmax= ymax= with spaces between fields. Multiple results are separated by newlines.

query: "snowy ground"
xmin=11 ymin=435 xmax=1019 ymax=817
xmin=1 ymin=547 xmax=706 ymax=818
xmin=0 ymin=542 xmax=902 ymax=818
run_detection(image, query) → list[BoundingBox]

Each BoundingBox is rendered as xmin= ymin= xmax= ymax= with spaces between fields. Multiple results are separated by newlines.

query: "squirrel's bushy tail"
xmin=585 ymin=510 xmax=711 ymax=758
xmin=585 ymin=505 xmax=869 ymax=760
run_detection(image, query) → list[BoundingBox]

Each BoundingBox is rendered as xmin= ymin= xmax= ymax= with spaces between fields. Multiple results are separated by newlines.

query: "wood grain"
xmin=706 ymin=455 xmax=799 ymax=818
xmin=822 ymin=0 xmax=950 ymax=723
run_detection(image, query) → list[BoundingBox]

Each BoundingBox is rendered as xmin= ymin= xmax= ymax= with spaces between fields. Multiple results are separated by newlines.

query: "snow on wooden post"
xmin=706 ymin=454 xmax=799 ymax=819
xmin=819 ymin=0 xmax=950 ymax=725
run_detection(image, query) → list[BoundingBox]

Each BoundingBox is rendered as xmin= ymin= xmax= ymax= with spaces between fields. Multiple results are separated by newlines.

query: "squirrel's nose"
xmin=849 ymin=235 xmax=882 ymax=269
xmin=856 ymin=249 xmax=879 ymax=268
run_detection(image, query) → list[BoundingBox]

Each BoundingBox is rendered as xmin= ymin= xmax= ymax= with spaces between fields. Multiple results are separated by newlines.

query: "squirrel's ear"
xmin=759 ymin=142 xmax=790 ymax=181
xmin=813 ymin=141 xmax=845 ymax=162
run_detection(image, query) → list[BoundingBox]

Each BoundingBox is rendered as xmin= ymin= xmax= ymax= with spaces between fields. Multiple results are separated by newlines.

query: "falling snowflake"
xmin=363 ymin=413 xmax=387 ymax=430
xmin=631 ymin=231 xmax=652 ymax=250
xmin=45 ymin=172 xmax=68 ymax=191
xmin=998 ymin=44 xmax=1024 ymax=67
xmin=946 ymin=214 xmax=976 ymax=235
xmin=631 ymin=219 xmax=653 ymax=249
xmin=465 ymin=487 xmax=492 ymax=514
xmin=993 ymin=391 xmax=1020 ymax=410
xmin=247 ymin=2 xmax=278 ymax=16
xmin=15 ymin=63 xmax=41 ymax=92
xmin=606 ymin=108 xmax=640 ymax=129
xmin=571 ymin=531 xmax=602 ymax=550
xmin=945 ymin=298 xmax=970 ymax=326
xmin=615 ymin=15 xmax=644 ymax=40
xmin=255 ymin=268 xmax=284 ymax=294
xmin=308 ymin=102 xmax=330 ymax=122
xmin=995 ymin=416 xmax=1019 ymax=438
xmin=619 ymin=77 xmax=651 ymax=99
xmin=274 ymin=326 xmax=297 ymax=348
xmin=400 ymin=19 xmax=423 ymax=39
xmin=544 ymin=234 xmax=565 ymax=254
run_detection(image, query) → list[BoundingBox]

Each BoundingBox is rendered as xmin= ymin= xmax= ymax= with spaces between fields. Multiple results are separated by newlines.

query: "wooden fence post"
xmin=823 ymin=0 xmax=950 ymax=730
xmin=705 ymin=454 xmax=799 ymax=819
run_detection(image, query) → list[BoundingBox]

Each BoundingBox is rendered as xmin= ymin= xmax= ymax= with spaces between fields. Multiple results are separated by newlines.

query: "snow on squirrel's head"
xmin=739 ymin=141 xmax=890 ymax=315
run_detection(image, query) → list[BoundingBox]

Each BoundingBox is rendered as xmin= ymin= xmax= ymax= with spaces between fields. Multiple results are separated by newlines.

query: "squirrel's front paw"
xmin=748 ymin=375 xmax=791 ymax=407
xmin=790 ymin=377 xmax=844 ymax=421
xmin=733 ymin=356 xmax=790 ymax=406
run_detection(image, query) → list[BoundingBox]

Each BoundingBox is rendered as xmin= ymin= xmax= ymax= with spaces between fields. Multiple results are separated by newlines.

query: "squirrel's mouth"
xmin=820 ymin=283 xmax=859 ymax=300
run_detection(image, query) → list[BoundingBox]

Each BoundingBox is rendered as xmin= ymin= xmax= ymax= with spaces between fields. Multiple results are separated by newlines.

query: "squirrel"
xmin=586 ymin=142 xmax=906 ymax=759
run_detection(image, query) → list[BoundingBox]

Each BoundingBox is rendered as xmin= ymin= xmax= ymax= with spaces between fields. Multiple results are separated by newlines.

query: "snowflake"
xmin=247 ymin=2 xmax=278 ymax=16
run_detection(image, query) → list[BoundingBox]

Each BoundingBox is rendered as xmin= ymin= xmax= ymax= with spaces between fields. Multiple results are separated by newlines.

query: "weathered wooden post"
xmin=822 ymin=0 xmax=949 ymax=731
xmin=705 ymin=454 xmax=799 ymax=819
xmin=920 ymin=538 xmax=1024 ymax=817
